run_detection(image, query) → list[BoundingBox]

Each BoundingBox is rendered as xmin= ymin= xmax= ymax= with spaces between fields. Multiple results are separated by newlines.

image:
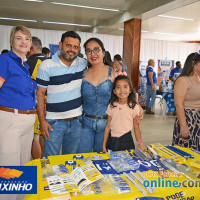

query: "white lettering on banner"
xmin=137 ymin=160 xmax=151 ymax=167
xmin=103 ymin=166 xmax=111 ymax=171
xmin=25 ymin=184 xmax=32 ymax=191
xmin=95 ymin=164 xmax=102 ymax=171
xmin=149 ymin=160 xmax=158 ymax=167
xmin=0 ymin=183 xmax=33 ymax=191
xmin=161 ymin=62 xmax=171 ymax=66
xmin=166 ymin=191 xmax=194 ymax=200
xmin=18 ymin=184 xmax=26 ymax=191
xmin=1 ymin=183 xmax=9 ymax=191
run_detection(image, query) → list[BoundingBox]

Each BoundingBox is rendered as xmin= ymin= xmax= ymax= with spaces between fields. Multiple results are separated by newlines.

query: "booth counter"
xmin=24 ymin=146 xmax=200 ymax=200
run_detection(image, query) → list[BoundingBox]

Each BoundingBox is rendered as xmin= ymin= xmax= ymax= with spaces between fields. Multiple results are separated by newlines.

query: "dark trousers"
xmin=106 ymin=131 xmax=135 ymax=151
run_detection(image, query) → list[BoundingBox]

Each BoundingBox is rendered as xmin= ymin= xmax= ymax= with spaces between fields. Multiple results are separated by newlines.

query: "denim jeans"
xmin=146 ymin=84 xmax=157 ymax=109
xmin=77 ymin=116 xmax=107 ymax=153
xmin=43 ymin=116 xmax=82 ymax=157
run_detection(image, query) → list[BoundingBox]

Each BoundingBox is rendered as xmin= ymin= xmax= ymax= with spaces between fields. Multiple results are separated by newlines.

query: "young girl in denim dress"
xmin=102 ymin=75 xmax=145 ymax=152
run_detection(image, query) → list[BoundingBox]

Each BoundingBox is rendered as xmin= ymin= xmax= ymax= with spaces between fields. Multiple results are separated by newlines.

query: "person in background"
xmin=169 ymin=61 xmax=182 ymax=84
xmin=26 ymin=36 xmax=47 ymax=159
xmin=1 ymin=49 xmax=9 ymax=54
xmin=27 ymin=36 xmax=46 ymax=76
xmin=42 ymin=47 xmax=51 ymax=58
xmin=0 ymin=25 xmax=36 ymax=200
xmin=172 ymin=53 xmax=200 ymax=150
xmin=102 ymin=75 xmax=145 ymax=152
xmin=145 ymin=59 xmax=157 ymax=114
xmin=114 ymin=54 xmax=128 ymax=72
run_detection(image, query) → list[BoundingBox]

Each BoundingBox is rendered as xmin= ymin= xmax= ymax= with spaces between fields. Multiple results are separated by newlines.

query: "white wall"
xmin=140 ymin=39 xmax=199 ymax=67
xmin=0 ymin=25 xmax=123 ymax=60
xmin=0 ymin=25 xmax=199 ymax=65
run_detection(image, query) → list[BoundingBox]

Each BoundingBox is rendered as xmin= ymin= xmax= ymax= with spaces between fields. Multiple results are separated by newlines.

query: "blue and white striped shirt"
xmin=36 ymin=52 xmax=87 ymax=119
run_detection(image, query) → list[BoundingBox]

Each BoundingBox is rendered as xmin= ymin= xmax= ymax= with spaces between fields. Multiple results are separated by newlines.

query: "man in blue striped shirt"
xmin=36 ymin=31 xmax=87 ymax=156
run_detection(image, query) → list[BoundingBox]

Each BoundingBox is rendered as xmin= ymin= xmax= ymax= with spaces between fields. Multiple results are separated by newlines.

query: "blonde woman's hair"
xmin=10 ymin=25 xmax=32 ymax=49
xmin=146 ymin=59 xmax=155 ymax=70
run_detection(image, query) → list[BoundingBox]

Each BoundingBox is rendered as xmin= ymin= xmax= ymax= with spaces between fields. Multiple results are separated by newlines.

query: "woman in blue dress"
xmin=77 ymin=38 xmax=116 ymax=153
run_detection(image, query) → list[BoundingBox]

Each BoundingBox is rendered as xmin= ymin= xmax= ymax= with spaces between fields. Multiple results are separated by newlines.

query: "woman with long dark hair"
xmin=77 ymin=38 xmax=116 ymax=153
xmin=172 ymin=53 xmax=200 ymax=150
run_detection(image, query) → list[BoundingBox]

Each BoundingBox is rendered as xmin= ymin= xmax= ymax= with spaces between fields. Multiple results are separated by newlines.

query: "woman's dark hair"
xmin=84 ymin=37 xmax=105 ymax=51
xmin=84 ymin=37 xmax=110 ymax=66
xmin=179 ymin=52 xmax=200 ymax=78
xmin=104 ymin=51 xmax=112 ymax=65
xmin=110 ymin=75 xmax=137 ymax=109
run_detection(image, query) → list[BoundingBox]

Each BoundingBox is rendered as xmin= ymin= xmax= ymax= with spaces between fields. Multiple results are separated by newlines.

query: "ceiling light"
xmin=50 ymin=2 xmax=120 ymax=12
xmin=43 ymin=21 xmax=91 ymax=27
xmin=98 ymin=26 xmax=107 ymax=29
xmin=24 ymin=0 xmax=43 ymax=2
xmin=153 ymin=32 xmax=183 ymax=36
xmin=0 ymin=17 xmax=37 ymax=22
xmin=158 ymin=15 xmax=193 ymax=21
xmin=141 ymin=30 xmax=149 ymax=33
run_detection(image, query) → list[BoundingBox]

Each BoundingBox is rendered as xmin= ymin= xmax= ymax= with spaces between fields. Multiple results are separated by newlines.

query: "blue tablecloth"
xmin=156 ymin=91 xmax=176 ymax=113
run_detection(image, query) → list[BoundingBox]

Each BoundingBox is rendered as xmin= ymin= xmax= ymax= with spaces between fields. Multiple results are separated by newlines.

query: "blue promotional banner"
xmin=157 ymin=59 xmax=174 ymax=85
xmin=93 ymin=157 xmax=161 ymax=175
xmin=138 ymin=61 xmax=148 ymax=107
xmin=92 ymin=160 xmax=118 ymax=174
xmin=49 ymin=44 xmax=60 ymax=57
xmin=157 ymin=91 xmax=176 ymax=113
xmin=0 ymin=166 xmax=37 ymax=194
xmin=162 ymin=92 xmax=176 ymax=113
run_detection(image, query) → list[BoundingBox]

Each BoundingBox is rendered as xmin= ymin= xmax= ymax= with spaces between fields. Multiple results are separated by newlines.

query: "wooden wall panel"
xmin=123 ymin=19 xmax=141 ymax=91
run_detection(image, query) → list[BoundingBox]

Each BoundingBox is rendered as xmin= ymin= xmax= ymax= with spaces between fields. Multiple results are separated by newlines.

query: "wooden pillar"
xmin=123 ymin=18 xmax=141 ymax=91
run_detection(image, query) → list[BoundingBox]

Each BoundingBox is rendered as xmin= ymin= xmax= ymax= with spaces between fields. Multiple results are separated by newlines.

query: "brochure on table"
xmin=46 ymin=163 xmax=103 ymax=197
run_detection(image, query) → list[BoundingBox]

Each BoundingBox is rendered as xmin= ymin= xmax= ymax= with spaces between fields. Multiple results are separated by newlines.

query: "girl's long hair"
xmin=110 ymin=75 xmax=137 ymax=109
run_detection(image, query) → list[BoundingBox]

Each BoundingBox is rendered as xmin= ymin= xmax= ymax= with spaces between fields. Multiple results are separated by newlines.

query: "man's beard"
xmin=60 ymin=50 xmax=77 ymax=62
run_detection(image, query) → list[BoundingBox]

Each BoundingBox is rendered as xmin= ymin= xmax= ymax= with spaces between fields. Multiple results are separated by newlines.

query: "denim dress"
xmin=77 ymin=66 xmax=113 ymax=153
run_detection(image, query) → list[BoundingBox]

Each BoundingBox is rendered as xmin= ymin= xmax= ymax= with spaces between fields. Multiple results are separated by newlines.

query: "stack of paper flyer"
xmin=46 ymin=163 xmax=103 ymax=197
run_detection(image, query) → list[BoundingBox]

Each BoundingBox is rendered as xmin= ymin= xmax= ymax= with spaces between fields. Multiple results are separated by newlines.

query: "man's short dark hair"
xmin=42 ymin=47 xmax=50 ymax=55
xmin=32 ymin=36 xmax=42 ymax=51
xmin=114 ymin=54 xmax=122 ymax=61
xmin=61 ymin=31 xmax=81 ymax=43
xmin=176 ymin=61 xmax=181 ymax=66
xmin=1 ymin=49 xmax=8 ymax=54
